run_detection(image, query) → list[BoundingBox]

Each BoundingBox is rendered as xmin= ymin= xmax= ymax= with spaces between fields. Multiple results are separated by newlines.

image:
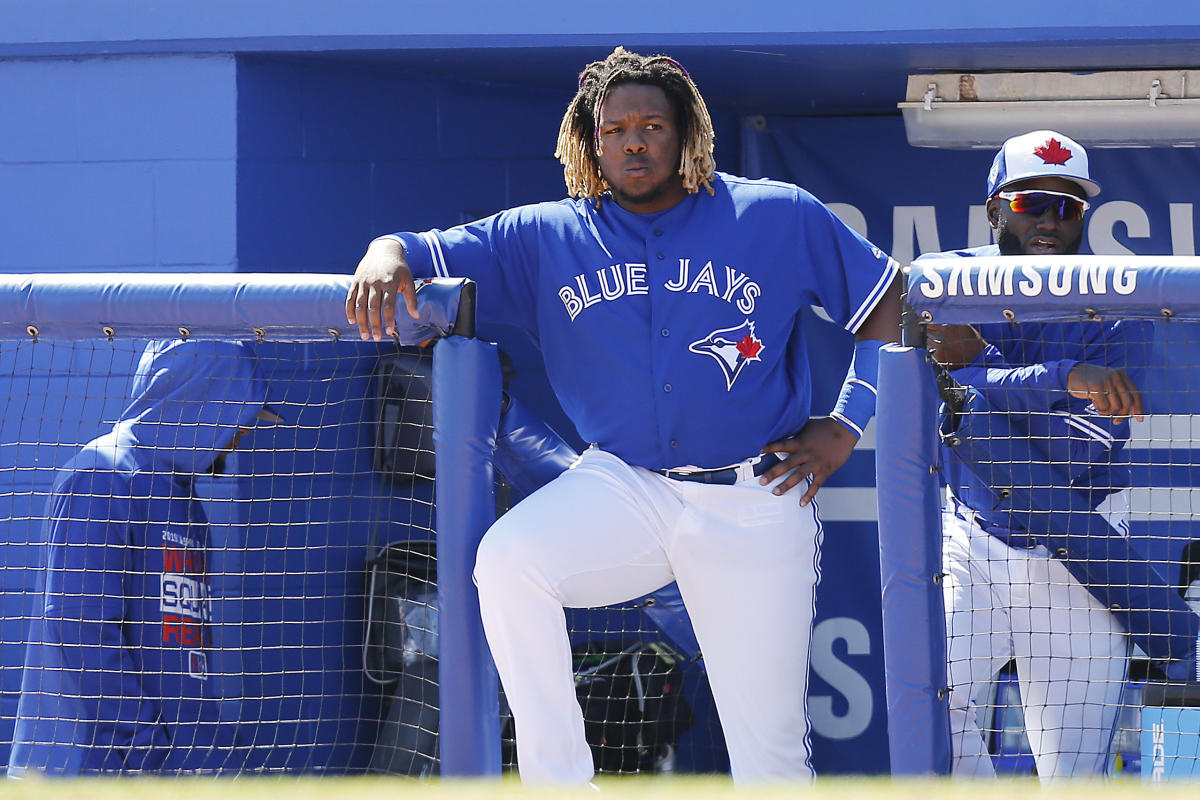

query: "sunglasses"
xmin=995 ymin=190 xmax=1090 ymax=221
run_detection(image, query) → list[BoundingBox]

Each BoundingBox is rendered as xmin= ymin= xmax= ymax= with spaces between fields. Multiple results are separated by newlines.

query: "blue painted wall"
xmin=0 ymin=55 xmax=238 ymax=273
xmin=235 ymin=57 xmax=568 ymax=274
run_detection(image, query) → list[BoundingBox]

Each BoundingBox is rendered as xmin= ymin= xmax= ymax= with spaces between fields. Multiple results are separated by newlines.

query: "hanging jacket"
xmin=9 ymin=339 xmax=271 ymax=776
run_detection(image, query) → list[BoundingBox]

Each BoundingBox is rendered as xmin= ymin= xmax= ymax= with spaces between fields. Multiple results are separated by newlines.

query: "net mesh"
xmin=0 ymin=336 xmax=440 ymax=775
xmin=905 ymin=262 xmax=1200 ymax=779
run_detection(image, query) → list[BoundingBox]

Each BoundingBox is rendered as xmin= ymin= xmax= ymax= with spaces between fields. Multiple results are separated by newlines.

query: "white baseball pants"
xmin=942 ymin=496 xmax=1129 ymax=779
xmin=473 ymin=446 xmax=822 ymax=784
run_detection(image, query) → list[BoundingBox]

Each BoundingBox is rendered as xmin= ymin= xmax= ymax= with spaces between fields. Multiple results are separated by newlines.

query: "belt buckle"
xmin=734 ymin=455 xmax=764 ymax=483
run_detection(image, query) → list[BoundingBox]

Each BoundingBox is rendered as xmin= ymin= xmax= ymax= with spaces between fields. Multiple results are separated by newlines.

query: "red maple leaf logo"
xmin=736 ymin=333 xmax=762 ymax=359
xmin=1033 ymin=138 xmax=1073 ymax=165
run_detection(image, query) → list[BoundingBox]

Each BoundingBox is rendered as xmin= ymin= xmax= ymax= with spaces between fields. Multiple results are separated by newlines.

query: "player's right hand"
xmin=346 ymin=237 xmax=420 ymax=341
xmin=925 ymin=323 xmax=986 ymax=369
xmin=1067 ymin=362 xmax=1145 ymax=424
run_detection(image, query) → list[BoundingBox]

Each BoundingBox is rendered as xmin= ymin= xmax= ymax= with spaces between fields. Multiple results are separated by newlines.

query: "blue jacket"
xmin=8 ymin=340 xmax=271 ymax=776
xmin=917 ymin=245 xmax=1153 ymax=545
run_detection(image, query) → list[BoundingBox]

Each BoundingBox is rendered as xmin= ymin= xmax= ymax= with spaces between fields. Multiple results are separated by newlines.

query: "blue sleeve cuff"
xmin=831 ymin=339 xmax=881 ymax=437
xmin=387 ymin=232 xmax=442 ymax=279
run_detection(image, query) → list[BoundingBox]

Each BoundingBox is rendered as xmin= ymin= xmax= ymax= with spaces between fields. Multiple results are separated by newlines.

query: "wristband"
xmin=831 ymin=339 xmax=881 ymax=438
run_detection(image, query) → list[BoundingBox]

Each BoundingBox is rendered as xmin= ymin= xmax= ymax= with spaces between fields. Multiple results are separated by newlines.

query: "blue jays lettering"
xmin=557 ymin=258 xmax=761 ymax=320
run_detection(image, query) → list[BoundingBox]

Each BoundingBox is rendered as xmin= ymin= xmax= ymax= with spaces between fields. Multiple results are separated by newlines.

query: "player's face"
xmin=594 ymin=82 xmax=687 ymax=214
xmin=988 ymin=176 xmax=1085 ymax=256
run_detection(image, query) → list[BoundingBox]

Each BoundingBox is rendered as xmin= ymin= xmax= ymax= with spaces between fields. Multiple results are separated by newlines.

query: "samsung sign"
xmin=904 ymin=255 xmax=1200 ymax=325
xmin=914 ymin=259 xmax=1139 ymax=299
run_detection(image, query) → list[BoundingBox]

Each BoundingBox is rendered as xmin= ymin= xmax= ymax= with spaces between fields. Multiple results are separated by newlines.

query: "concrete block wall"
xmin=0 ymin=54 xmax=238 ymax=273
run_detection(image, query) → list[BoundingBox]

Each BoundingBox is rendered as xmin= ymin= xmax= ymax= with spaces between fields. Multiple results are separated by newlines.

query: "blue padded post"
xmin=875 ymin=343 xmax=950 ymax=775
xmin=432 ymin=335 xmax=503 ymax=776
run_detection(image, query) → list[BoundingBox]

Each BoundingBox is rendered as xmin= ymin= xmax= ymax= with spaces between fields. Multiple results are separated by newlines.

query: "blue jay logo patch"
xmin=689 ymin=319 xmax=764 ymax=390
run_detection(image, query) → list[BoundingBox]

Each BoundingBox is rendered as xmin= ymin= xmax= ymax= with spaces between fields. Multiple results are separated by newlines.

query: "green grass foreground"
xmin=0 ymin=774 xmax=1183 ymax=800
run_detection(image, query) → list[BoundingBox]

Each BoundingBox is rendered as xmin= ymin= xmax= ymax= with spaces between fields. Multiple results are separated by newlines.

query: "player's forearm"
xmin=831 ymin=274 xmax=900 ymax=437
xmin=953 ymin=355 xmax=1076 ymax=412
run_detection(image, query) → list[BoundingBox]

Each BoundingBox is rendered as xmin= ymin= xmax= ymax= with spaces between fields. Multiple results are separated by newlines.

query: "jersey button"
xmin=669 ymin=440 xmax=679 ymax=448
xmin=661 ymin=328 xmax=670 ymax=337
xmin=663 ymin=383 xmax=673 ymax=393
xmin=656 ymin=252 xmax=665 ymax=260
xmin=653 ymin=228 xmax=664 ymax=236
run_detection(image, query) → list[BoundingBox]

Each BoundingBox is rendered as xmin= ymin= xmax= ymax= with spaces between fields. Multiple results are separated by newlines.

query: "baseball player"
xmin=347 ymin=47 xmax=900 ymax=783
xmin=921 ymin=130 xmax=1195 ymax=778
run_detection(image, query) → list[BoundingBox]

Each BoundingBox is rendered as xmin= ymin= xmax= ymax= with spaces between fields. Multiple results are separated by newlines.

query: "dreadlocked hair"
xmin=555 ymin=46 xmax=716 ymax=203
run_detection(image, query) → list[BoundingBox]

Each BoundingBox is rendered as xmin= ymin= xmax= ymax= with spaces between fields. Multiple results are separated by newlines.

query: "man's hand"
xmin=345 ymin=237 xmax=420 ymax=341
xmin=925 ymin=323 xmax=986 ymax=369
xmin=760 ymin=418 xmax=858 ymax=506
xmin=1067 ymin=362 xmax=1145 ymax=423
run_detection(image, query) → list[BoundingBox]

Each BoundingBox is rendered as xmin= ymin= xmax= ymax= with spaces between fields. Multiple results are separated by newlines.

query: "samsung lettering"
xmin=918 ymin=261 xmax=1138 ymax=298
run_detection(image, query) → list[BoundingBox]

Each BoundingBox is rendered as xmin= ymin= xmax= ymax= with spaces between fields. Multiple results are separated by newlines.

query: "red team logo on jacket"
xmin=689 ymin=320 xmax=765 ymax=390
xmin=160 ymin=530 xmax=211 ymax=676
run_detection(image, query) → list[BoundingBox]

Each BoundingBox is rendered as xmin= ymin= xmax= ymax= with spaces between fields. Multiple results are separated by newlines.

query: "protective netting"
xmin=882 ymin=256 xmax=1200 ymax=781
xmin=0 ymin=336 xmax=441 ymax=775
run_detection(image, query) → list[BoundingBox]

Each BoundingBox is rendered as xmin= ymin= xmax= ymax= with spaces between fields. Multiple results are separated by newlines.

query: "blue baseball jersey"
xmin=918 ymin=245 xmax=1154 ymax=545
xmin=390 ymin=171 xmax=897 ymax=470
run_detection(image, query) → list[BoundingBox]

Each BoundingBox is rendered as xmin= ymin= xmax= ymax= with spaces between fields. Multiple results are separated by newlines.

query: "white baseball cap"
xmin=986 ymin=130 xmax=1101 ymax=199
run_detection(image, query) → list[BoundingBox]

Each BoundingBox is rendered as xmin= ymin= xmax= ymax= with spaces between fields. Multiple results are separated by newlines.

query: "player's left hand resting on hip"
xmin=346 ymin=236 xmax=420 ymax=341
xmin=760 ymin=418 xmax=858 ymax=506
xmin=1067 ymin=362 xmax=1145 ymax=423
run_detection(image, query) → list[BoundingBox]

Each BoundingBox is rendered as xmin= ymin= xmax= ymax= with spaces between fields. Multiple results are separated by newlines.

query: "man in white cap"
xmin=916 ymin=130 xmax=1194 ymax=778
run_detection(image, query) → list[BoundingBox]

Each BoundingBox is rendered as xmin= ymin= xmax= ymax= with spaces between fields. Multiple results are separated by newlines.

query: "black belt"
xmin=657 ymin=453 xmax=782 ymax=485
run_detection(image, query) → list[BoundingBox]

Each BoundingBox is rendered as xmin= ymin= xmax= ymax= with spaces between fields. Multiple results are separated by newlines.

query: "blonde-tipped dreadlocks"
xmin=555 ymin=46 xmax=716 ymax=203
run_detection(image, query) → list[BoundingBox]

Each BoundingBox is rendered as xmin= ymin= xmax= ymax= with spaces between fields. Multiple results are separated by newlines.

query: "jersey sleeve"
xmin=953 ymin=319 xmax=1153 ymax=415
xmin=795 ymin=189 xmax=898 ymax=334
xmin=951 ymin=348 xmax=1076 ymax=413
xmin=386 ymin=206 xmax=541 ymax=332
